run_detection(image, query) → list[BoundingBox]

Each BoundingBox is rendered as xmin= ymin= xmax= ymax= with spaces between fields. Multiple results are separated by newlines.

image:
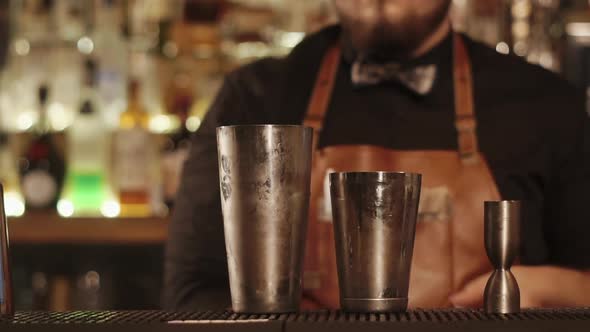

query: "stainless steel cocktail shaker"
xmin=330 ymin=172 xmax=421 ymax=312
xmin=216 ymin=125 xmax=313 ymax=313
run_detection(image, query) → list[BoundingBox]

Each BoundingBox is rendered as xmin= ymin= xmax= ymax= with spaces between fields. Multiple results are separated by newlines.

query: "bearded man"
xmin=164 ymin=0 xmax=590 ymax=309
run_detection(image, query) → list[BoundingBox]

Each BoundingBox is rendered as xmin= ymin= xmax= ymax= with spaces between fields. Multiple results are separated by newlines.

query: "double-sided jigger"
xmin=483 ymin=200 xmax=521 ymax=314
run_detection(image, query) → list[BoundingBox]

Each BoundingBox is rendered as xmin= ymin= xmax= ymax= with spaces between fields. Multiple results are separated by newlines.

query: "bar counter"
xmin=8 ymin=213 xmax=168 ymax=245
xmin=2 ymin=308 xmax=590 ymax=331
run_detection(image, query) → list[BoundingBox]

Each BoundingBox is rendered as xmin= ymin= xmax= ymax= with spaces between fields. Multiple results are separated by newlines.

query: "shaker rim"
xmin=329 ymin=171 xmax=422 ymax=182
xmin=484 ymin=200 xmax=522 ymax=206
xmin=217 ymin=124 xmax=313 ymax=130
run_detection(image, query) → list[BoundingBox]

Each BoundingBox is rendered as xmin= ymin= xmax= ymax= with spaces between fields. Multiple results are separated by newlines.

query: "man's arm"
xmin=542 ymin=99 xmax=590 ymax=269
xmin=450 ymin=94 xmax=590 ymax=308
xmin=163 ymin=76 xmax=244 ymax=310
xmin=162 ymin=57 xmax=285 ymax=310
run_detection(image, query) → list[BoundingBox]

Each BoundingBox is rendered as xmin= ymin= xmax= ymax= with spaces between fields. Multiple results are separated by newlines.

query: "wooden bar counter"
xmin=8 ymin=213 xmax=168 ymax=245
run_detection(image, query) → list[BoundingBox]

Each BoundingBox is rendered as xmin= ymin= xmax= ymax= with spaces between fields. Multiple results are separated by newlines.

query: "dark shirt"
xmin=163 ymin=26 xmax=590 ymax=310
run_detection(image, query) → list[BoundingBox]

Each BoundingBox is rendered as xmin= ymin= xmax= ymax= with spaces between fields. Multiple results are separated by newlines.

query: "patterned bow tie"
xmin=351 ymin=59 xmax=437 ymax=95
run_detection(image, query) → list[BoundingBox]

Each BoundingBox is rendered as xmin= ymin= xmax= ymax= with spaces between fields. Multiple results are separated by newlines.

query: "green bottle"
xmin=59 ymin=59 xmax=116 ymax=217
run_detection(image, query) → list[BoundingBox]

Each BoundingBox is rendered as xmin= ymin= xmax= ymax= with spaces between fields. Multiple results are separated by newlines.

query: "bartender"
xmin=164 ymin=0 xmax=590 ymax=310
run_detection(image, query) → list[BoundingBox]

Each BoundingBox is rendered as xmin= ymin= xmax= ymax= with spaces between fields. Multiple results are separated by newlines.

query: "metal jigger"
xmin=483 ymin=200 xmax=521 ymax=314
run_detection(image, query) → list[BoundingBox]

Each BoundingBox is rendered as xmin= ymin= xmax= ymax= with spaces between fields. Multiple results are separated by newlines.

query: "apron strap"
xmin=303 ymin=33 xmax=479 ymax=163
xmin=452 ymin=34 xmax=479 ymax=163
xmin=303 ymin=44 xmax=341 ymax=132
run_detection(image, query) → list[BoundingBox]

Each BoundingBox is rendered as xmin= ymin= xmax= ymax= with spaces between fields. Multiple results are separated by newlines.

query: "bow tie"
xmin=351 ymin=59 xmax=437 ymax=95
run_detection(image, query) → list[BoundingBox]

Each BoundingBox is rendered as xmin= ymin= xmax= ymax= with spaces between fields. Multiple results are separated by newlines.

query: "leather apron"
xmin=302 ymin=34 xmax=501 ymax=308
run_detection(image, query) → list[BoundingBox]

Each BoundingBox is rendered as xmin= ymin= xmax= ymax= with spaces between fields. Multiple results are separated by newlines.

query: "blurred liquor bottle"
xmin=184 ymin=0 xmax=224 ymax=24
xmin=53 ymin=0 xmax=86 ymax=42
xmin=1 ymin=0 xmax=54 ymax=133
xmin=93 ymin=0 xmax=128 ymax=129
xmin=0 ymin=131 xmax=25 ymax=217
xmin=497 ymin=0 xmax=561 ymax=72
xmin=20 ymin=85 xmax=65 ymax=211
xmin=72 ymin=270 xmax=103 ymax=310
xmin=563 ymin=2 xmax=590 ymax=116
xmin=114 ymin=80 xmax=153 ymax=217
xmin=16 ymin=0 xmax=55 ymax=44
xmin=170 ymin=0 xmax=222 ymax=67
xmin=48 ymin=0 xmax=89 ymax=132
xmin=526 ymin=0 xmax=561 ymax=72
xmin=451 ymin=0 xmax=502 ymax=47
xmin=31 ymin=271 xmax=49 ymax=310
xmin=59 ymin=59 xmax=114 ymax=218
xmin=46 ymin=46 xmax=82 ymax=132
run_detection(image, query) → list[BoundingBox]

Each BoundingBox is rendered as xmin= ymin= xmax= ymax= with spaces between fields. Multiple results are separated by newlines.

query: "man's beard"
xmin=339 ymin=1 xmax=451 ymax=61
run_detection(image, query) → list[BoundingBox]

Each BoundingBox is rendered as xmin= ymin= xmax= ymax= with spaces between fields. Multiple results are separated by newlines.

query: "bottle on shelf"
xmin=113 ymin=80 xmax=154 ymax=217
xmin=20 ymin=85 xmax=65 ymax=211
xmin=73 ymin=269 xmax=102 ymax=310
xmin=54 ymin=0 xmax=86 ymax=42
xmin=31 ymin=271 xmax=49 ymax=310
xmin=58 ymin=59 xmax=115 ymax=218
xmin=526 ymin=0 xmax=560 ymax=72
xmin=0 ymin=131 xmax=25 ymax=217
xmin=17 ymin=0 xmax=55 ymax=44
xmin=93 ymin=0 xmax=128 ymax=129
